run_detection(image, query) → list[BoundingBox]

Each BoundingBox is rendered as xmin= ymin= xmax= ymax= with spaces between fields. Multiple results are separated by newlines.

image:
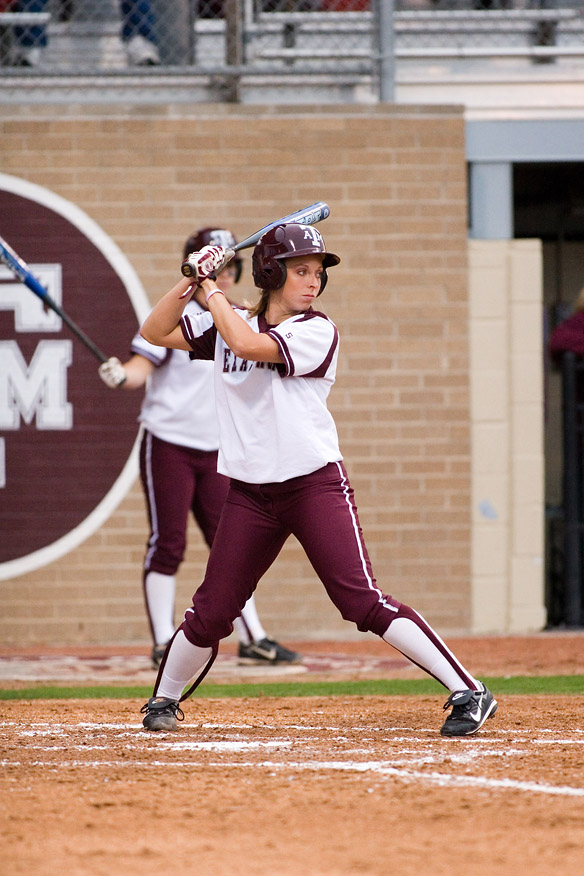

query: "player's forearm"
xmin=141 ymin=277 xmax=194 ymax=348
xmin=203 ymin=281 xmax=281 ymax=363
xmin=119 ymin=354 xmax=155 ymax=389
xmin=206 ymin=292 xmax=256 ymax=358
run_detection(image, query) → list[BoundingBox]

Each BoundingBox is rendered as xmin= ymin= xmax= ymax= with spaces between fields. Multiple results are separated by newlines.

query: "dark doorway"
xmin=513 ymin=162 xmax=584 ymax=627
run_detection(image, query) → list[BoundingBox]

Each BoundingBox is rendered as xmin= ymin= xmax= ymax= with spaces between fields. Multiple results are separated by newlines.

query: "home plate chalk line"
xmin=2 ymin=721 xmax=584 ymax=798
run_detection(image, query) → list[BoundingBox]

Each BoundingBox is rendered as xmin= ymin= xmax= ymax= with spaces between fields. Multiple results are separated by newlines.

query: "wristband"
xmin=205 ymin=288 xmax=225 ymax=304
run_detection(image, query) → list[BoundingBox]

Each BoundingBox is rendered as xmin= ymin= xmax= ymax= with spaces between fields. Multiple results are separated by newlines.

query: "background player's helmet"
xmin=183 ymin=227 xmax=243 ymax=283
xmin=252 ymin=223 xmax=340 ymax=295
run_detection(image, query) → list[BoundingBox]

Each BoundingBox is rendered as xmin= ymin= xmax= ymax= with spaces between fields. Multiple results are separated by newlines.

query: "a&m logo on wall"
xmin=0 ymin=173 xmax=150 ymax=580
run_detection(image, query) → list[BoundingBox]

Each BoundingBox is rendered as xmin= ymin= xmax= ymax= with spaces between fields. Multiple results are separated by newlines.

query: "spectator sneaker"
xmin=126 ymin=34 xmax=160 ymax=66
xmin=12 ymin=47 xmax=44 ymax=67
xmin=141 ymin=697 xmax=184 ymax=732
xmin=238 ymin=638 xmax=301 ymax=665
xmin=440 ymin=684 xmax=498 ymax=737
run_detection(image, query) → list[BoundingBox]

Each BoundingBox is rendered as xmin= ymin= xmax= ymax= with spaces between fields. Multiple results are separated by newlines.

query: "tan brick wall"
xmin=0 ymin=103 xmax=471 ymax=645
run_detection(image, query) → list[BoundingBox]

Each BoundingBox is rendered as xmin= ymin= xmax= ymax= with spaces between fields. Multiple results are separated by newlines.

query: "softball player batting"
xmin=98 ymin=228 xmax=299 ymax=668
xmin=139 ymin=223 xmax=498 ymax=737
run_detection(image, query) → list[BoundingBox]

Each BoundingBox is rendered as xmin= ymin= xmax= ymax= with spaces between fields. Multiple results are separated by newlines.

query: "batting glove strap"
xmin=98 ymin=357 xmax=127 ymax=389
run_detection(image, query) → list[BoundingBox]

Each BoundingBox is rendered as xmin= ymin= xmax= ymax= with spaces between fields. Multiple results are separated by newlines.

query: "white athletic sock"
xmin=233 ymin=594 xmax=267 ymax=645
xmin=383 ymin=616 xmax=480 ymax=692
xmin=144 ymin=571 xmax=176 ymax=646
xmin=155 ymin=630 xmax=213 ymax=701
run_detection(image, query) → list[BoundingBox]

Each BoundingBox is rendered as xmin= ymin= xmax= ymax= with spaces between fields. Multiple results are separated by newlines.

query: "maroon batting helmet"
xmin=252 ymin=223 xmax=340 ymax=294
xmin=183 ymin=227 xmax=243 ymax=283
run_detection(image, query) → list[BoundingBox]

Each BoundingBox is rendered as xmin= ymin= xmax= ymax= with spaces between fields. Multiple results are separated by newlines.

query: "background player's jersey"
xmin=132 ymin=299 xmax=219 ymax=451
xmin=180 ymin=306 xmax=342 ymax=483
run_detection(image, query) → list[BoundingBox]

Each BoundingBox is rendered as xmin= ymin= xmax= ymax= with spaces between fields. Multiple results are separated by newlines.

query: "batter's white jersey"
xmin=132 ymin=299 xmax=219 ymax=451
xmin=180 ymin=306 xmax=342 ymax=483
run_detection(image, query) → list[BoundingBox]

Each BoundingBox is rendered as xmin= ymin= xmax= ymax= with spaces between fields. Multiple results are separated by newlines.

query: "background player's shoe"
xmin=238 ymin=638 xmax=301 ymax=665
xmin=151 ymin=642 xmax=169 ymax=669
xmin=440 ymin=684 xmax=498 ymax=737
xmin=141 ymin=697 xmax=184 ymax=731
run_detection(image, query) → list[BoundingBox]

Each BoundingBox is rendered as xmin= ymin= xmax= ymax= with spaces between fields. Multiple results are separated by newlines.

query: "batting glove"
xmin=98 ymin=357 xmax=127 ymax=389
xmin=216 ymin=248 xmax=236 ymax=274
xmin=181 ymin=245 xmax=227 ymax=282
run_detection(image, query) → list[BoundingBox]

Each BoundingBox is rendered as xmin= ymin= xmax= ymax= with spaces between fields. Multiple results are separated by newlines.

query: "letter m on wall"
xmin=0 ymin=340 xmax=73 ymax=429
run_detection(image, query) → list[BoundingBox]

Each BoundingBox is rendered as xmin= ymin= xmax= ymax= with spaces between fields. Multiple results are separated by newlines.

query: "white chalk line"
xmin=2 ymin=756 xmax=583 ymax=797
xmin=3 ymin=722 xmax=584 ymax=798
xmin=2 ymin=739 xmax=530 ymax=771
xmin=5 ymin=720 xmax=582 ymax=737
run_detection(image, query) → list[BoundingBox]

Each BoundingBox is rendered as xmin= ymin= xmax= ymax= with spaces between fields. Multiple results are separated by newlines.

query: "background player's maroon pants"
xmin=180 ymin=461 xmax=402 ymax=648
xmin=139 ymin=431 xmax=229 ymax=575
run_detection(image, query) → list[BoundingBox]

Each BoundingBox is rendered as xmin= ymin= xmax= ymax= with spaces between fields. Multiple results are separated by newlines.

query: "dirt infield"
xmin=2 ymin=634 xmax=584 ymax=876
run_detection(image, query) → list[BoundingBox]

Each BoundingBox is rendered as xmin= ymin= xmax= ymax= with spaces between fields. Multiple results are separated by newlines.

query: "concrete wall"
xmin=469 ymin=239 xmax=546 ymax=634
xmin=0 ymin=101 xmax=530 ymax=645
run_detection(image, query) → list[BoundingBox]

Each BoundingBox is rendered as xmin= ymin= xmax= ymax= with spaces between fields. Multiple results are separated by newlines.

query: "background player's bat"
xmin=181 ymin=201 xmax=330 ymax=278
xmin=0 ymin=233 xmax=108 ymax=363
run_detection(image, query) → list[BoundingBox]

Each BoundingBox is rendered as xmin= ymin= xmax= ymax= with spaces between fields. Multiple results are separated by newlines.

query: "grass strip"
xmin=1 ymin=675 xmax=583 ymax=701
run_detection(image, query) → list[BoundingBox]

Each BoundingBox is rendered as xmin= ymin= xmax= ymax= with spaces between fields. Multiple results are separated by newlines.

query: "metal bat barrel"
xmin=233 ymin=202 xmax=330 ymax=252
xmin=180 ymin=202 xmax=330 ymax=278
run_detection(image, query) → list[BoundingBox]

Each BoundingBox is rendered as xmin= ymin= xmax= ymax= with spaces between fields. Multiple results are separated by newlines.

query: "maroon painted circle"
xmin=0 ymin=189 xmax=145 ymax=566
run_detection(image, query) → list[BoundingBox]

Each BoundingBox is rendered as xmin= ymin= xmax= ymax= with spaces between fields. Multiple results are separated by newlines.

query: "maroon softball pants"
xmin=139 ymin=431 xmax=229 ymax=575
xmin=181 ymin=461 xmax=401 ymax=648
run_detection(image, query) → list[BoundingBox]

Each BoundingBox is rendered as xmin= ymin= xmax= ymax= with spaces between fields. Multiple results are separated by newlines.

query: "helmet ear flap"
xmin=252 ymin=256 xmax=287 ymax=291
xmin=254 ymin=260 xmax=328 ymax=294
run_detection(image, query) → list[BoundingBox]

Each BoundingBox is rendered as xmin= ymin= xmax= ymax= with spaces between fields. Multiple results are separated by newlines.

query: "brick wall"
xmin=0 ymin=103 xmax=470 ymax=644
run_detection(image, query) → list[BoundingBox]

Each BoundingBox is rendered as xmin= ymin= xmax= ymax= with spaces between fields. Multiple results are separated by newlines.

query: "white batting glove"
xmin=98 ymin=357 xmax=127 ymax=389
xmin=216 ymin=247 xmax=236 ymax=274
xmin=182 ymin=245 xmax=227 ymax=283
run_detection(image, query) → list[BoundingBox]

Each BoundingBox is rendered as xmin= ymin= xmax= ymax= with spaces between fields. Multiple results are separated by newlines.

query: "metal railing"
xmin=1 ymin=0 xmax=583 ymax=101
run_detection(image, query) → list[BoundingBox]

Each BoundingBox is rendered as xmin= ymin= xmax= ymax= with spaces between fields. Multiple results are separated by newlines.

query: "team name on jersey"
xmin=222 ymin=348 xmax=278 ymax=373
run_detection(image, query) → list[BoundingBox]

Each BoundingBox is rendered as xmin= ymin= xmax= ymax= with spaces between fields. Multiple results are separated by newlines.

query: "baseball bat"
xmin=181 ymin=201 xmax=330 ymax=278
xmin=0 ymin=233 xmax=108 ymax=364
